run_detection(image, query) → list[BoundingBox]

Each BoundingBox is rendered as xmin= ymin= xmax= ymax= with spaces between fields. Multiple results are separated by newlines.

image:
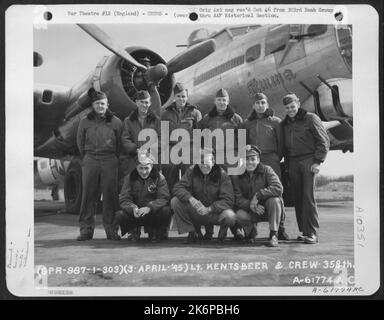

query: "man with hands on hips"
xmin=281 ymin=93 xmax=329 ymax=244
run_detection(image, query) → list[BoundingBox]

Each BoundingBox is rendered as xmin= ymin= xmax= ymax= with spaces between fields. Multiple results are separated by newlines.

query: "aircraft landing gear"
xmin=64 ymin=159 xmax=82 ymax=214
xmin=51 ymin=184 xmax=59 ymax=201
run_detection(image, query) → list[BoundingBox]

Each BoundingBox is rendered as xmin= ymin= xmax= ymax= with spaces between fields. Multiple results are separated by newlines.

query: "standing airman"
xmin=243 ymin=92 xmax=289 ymax=240
xmin=281 ymin=93 xmax=329 ymax=244
xmin=161 ymin=82 xmax=202 ymax=191
xmin=76 ymin=88 xmax=122 ymax=241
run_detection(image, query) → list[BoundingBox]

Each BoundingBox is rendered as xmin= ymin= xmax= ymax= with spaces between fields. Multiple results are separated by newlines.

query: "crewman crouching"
xmin=232 ymin=145 xmax=284 ymax=247
xmin=113 ymin=150 xmax=171 ymax=243
xmin=171 ymin=148 xmax=237 ymax=243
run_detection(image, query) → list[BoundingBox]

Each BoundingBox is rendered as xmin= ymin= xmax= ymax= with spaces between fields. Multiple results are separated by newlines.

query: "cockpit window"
xmin=187 ymin=28 xmax=214 ymax=46
xmin=245 ymin=44 xmax=261 ymax=62
xmin=229 ymin=25 xmax=261 ymax=37
xmin=230 ymin=26 xmax=249 ymax=37
xmin=307 ymin=25 xmax=328 ymax=36
xmin=213 ymin=30 xmax=232 ymax=47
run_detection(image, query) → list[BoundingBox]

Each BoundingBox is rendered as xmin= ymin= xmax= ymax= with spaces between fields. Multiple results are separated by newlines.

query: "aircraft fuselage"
xmin=177 ymin=24 xmax=352 ymax=120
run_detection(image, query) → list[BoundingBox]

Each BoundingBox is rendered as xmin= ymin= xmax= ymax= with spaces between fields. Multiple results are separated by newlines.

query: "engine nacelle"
xmin=36 ymin=158 xmax=70 ymax=185
xmin=300 ymin=78 xmax=352 ymax=119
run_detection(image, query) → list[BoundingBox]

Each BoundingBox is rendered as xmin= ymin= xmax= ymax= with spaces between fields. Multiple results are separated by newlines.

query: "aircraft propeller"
xmin=77 ymin=24 xmax=216 ymax=85
xmin=166 ymin=39 xmax=216 ymax=74
xmin=78 ymin=24 xmax=149 ymax=71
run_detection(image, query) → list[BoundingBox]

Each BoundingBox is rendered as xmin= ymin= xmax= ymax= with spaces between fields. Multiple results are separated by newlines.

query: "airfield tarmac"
xmin=34 ymin=201 xmax=354 ymax=288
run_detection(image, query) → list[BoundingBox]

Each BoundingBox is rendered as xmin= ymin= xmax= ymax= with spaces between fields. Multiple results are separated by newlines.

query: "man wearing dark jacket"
xmin=114 ymin=151 xmax=171 ymax=243
xmin=171 ymin=148 xmax=236 ymax=243
xmin=244 ymin=93 xmax=283 ymax=177
xmin=198 ymin=88 xmax=244 ymax=240
xmin=198 ymin=88 xmax=243 ymax=157
xmin=233 ymin=145 xmax=284 ymax=247
xmin=282 ymin=93 xmax=329 ymax=244
xmin=243 ymin=92 xmax=288 ymax=240
xmin=76 ymin=88 xmax=123 ymax=241
xmin=160 ymin=83 xmax=202 ymax=191
xmin=121 ymin=90 xmax=161 ymax=181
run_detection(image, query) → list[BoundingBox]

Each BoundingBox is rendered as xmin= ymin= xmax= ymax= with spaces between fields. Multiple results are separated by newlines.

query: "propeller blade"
xmin=77 ymin=24 xmax=147 ymax=71
xmin=167 ymin=39 xmax=216 ymax=74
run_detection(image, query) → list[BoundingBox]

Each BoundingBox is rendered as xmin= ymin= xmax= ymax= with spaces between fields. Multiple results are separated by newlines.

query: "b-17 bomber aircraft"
xmin=34 ymin=23 xmax=353 ymax=213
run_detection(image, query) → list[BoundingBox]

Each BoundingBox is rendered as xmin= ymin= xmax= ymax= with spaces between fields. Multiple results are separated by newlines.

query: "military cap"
xmin=135 ymin=90 xmax=151 ymax=101
xmin=215 ymin=88 xmax=229 ymax=98
xmin=173 ymin=82 xmax=187 ymax=94
xmin=253 ymin=92 xmax=267 ymax=101
xmin=245 ymin=144 xmax=261 ymax=157
xmin=282 ymin=93 xmax=299 ymax=105
xmin=136 ymin=149 xmax=155 ymax=165
xmin=88 ymin=88 xmax=107 ymax=102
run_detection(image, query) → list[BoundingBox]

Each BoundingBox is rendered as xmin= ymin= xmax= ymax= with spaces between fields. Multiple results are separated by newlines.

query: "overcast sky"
xmin=34 ymin=24 xmax=354 ymax=176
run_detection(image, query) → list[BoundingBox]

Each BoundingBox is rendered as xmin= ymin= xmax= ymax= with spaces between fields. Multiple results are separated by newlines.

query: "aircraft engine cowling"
xmin=300 ymin=78 xmax=352 ymax=120
xmin=95 ymin=47 xmax=174 ymax=118
xmin=65 ymin=47 xmax=174 ymax=121
xmin=36 ymin=158 xmax=70 ymax=185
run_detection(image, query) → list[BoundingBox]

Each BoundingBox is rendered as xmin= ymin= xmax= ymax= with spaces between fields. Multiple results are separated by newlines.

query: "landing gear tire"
xmin=64 ymin=161 xmax=82 ymax=214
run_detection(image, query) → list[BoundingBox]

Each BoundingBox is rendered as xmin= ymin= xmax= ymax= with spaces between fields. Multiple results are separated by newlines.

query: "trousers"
xmin=236 ymin=197 xmax=282 ymax=236
xmin=288 ymin=157 xmax=319 ymax=236
xmin=171 ymin=197 xmax=236 ymax=234
xmin=114 ymin=206 xmax=171 ymax=236
xmin=79 ymin=155 xmax=119 ymax=238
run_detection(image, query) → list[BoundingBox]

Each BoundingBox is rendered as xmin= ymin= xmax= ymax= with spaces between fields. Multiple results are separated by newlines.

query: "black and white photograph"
xmin=5 ymin=4 xmax=380 ymax=296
